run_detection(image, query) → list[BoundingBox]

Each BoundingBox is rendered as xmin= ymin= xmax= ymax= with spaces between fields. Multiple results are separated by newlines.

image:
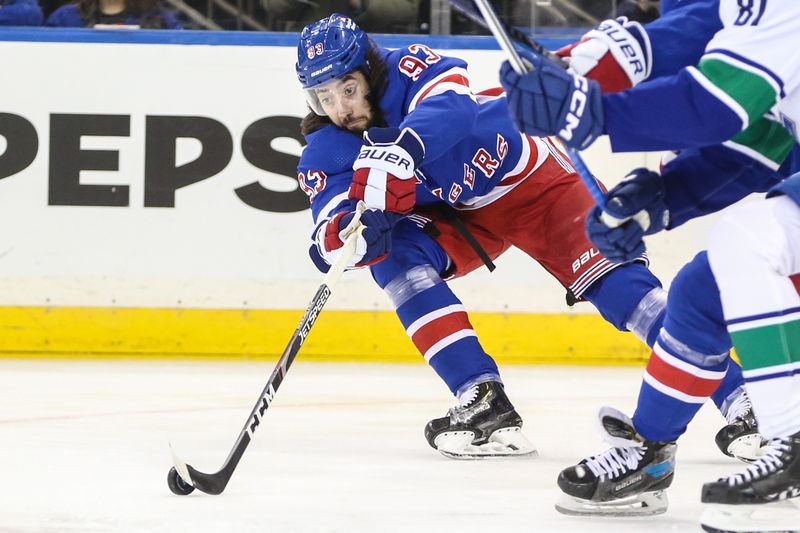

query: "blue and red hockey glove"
xmin=586 ymin=168 xmax=670 ymax=263
xmin=309 ymin=206 xmax=396 ymax=273
xmin=499 ymin=50 xmax=604 ymax=150
xmin=349 ymin=127 xmax=425 ymax=215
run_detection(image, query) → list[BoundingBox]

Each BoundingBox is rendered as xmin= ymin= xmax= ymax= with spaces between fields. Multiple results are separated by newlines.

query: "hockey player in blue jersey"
xmin=294 ymin=13 xmax=753 ymax=466
xmin=500 ymin=0 xmax=800 ymax=527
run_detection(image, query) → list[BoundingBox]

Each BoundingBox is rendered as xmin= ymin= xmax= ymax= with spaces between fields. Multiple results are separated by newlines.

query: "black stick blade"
xmin=170 ymin=442 xmax=234 ymax=496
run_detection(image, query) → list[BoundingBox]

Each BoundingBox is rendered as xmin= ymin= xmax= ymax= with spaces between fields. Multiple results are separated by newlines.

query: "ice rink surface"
xmin=0 ymin=359 xmax=763 ymax=533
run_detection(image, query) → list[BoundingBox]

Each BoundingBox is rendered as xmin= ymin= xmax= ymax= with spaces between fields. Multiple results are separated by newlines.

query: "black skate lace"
xmin=725 ymin=438 xmax=790 ymax=486
xmin=585 ymin=445 xmax=646 ymax=480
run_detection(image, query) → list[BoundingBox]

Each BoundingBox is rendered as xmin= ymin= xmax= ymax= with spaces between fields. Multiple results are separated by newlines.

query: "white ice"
xmin=0 ymin=359 xmax=753 ymax=533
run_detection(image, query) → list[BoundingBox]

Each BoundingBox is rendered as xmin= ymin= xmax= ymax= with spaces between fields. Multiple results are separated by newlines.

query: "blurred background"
xmin=8 ymin=0 xmax=661 ymax=34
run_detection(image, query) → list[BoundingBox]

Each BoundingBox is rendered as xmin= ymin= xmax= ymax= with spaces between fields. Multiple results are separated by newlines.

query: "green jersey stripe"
xmin=730 ymin=319 xmax=800 ymax=370
xmin=698 ymin=57 xmax=779 ymax=125
xmin=725 ymin=116 xmax=794 ymax=169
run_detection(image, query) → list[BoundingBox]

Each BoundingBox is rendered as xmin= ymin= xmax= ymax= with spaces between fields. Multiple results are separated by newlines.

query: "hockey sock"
xmin=633 ymin=328 xmax=729 ymax=442
xmin=581 ymin=262 xmax=664 ymax=347
xmin=385 ymin=266 xmax=499 ymax=394
xmin=632 ymin=253 xmax=734 ymax=442
xmin=710 ymin=358 xmax=744 ymax=411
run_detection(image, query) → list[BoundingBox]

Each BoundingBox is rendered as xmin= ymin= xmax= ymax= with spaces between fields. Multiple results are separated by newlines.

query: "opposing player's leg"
xmin=701 ymin=196 xmax=800 ymax=533
xmin=553 ymin=255 xmax=754 ymax=516
xmin=493 ymin=160 xmax=765 ymax=514
xmin=520 ymin=161 xmax=762 ymax=458
xmin=632 ymin=253 xmax=767 ymax=463
xmin=584 ymin=254 xmax=763 ymax=461
xmin=370 ymin=218 xmax=536 ymax=459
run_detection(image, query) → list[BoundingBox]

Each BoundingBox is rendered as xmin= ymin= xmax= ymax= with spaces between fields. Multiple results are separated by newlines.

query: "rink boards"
xmin=0 ymin=29 xmax=721 ymax=363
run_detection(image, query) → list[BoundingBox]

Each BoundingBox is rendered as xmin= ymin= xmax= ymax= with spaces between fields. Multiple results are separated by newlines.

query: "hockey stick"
xmin=168 ymin=206 xmax=366 ymax=496
xmin=447 ymin=0 xmax=565 ymax=66
xmin=469 ymin=0 xmax=609 ymax=210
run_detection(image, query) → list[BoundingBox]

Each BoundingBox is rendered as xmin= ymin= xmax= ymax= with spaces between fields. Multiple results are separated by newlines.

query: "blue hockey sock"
xmin=582 ymin=262 xmax=665 ymax=347
xmin=392 ymin=278 xmax=499 ymax=394
xmin=633 ymin=253 xmax=735 ymax=442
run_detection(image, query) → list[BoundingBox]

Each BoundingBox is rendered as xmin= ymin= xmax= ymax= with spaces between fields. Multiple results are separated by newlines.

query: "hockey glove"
xmin=500 ymin=50 xmax=604 ymax=150
xmin=556 ymin=17 xmax=651 ymax=93
xmin=309 ymin=206 xmax=396 ymax=273
xmin=585 ymin=168 xmax=670 ymax=263
xmin=349 ymin=127 xmax=425 ymax=215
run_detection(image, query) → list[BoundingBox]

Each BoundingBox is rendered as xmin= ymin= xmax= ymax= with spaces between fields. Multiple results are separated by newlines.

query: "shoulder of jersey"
xmin=301 ymin=124 xmax=363 ymax=174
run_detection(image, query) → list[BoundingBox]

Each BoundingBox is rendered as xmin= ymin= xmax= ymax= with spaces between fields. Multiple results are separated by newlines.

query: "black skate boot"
xmin=701 ymin=430 xmax=800 ymax=533
xmin=716 ymin=389 xmax=770 ymax=464
xmin=555 ymin=406 xmax=676 ymax=516
xmin=424 ymin=381 xmax=536 ymax=459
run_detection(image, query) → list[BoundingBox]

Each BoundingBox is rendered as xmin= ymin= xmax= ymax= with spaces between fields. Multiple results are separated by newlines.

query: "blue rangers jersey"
xmin=298 ymin=44 xmax=562 ymax=228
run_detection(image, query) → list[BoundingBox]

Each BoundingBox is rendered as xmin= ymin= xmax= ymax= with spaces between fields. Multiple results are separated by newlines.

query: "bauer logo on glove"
xmin=349 ymin=126 xmax=425 ymax=214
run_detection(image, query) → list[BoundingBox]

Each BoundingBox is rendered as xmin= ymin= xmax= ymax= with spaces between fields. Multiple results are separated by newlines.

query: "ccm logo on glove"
xmin=560 ymin=76 xmax=590 ymax=142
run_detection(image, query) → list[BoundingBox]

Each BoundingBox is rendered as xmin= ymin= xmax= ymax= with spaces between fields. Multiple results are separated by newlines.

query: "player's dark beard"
xmin=343 ymin=116 xmax=370 ymax=135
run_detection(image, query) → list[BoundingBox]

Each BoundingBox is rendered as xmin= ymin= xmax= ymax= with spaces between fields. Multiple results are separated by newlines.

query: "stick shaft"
xmin=172 ymin=223 xmax=363 ymax=495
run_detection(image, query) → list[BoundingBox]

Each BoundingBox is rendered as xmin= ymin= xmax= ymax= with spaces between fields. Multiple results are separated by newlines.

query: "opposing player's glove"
xmin=500 ymin=51 xmax=604 ymax=150
xmin=585 ymin=168 xmax=670 ymax=263
xmin=556 ymin=17 xmax=651 ymax=93
xmin=309 ymin=206 xmax=396 ymax=273
xmin=349 ymin=127 xmax=425 ymax=215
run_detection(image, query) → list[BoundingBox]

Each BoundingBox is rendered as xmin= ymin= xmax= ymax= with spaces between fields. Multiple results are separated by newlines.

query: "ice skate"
xmin=424 ymin=381 xmax=537 ymax=459
xmin=717 ymin=390 xmax=770 ymax=464
xmin=701 ymin=430 xmax=800 ymax=533
xmin=555 ymin=406 xmax=676 ymax=517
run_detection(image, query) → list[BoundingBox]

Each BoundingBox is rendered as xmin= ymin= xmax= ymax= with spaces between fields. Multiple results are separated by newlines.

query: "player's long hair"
xmin=300 ymin=45 xmax=389 ymax=136
xmin=76 ymin=0 xmax=166 ymax=28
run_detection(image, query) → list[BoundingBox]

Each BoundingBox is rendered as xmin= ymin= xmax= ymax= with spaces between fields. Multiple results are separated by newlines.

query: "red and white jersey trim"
xmin=408 ymin=67 xmax=475 ymax=113
xmin=456 ymin=135 xmax=549 ymax=210
xmin=569 ymin=257 xmax=617 ymax=298
xmin=569 ymin=254 xmax=650 ymax=298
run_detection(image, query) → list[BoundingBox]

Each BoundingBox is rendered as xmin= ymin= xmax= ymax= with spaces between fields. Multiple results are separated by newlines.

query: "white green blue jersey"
xmin=603 ymin=0 xmax=800 ymax=210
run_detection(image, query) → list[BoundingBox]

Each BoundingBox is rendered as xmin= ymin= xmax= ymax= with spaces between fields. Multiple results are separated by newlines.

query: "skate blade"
xmin=555 ymin=490 xmax=668 ymax=517
xmin=700 ymin=501 xmax=800 ymax=533
xmin=436 ymin=427 xmax=538 ymax=460
xmin=727 ymin=434 xmax=769 ymax=464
